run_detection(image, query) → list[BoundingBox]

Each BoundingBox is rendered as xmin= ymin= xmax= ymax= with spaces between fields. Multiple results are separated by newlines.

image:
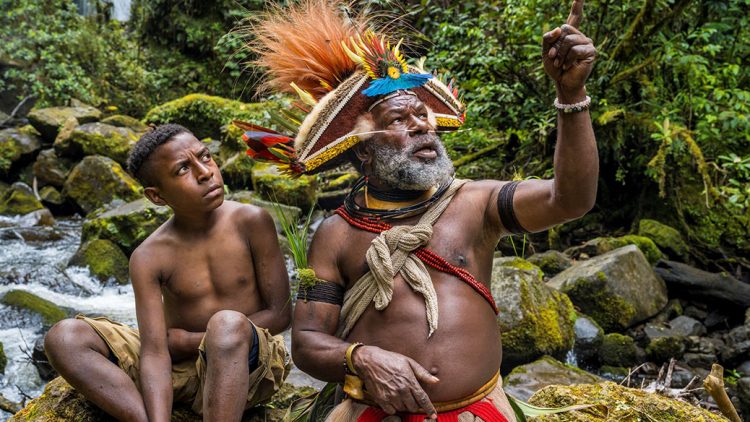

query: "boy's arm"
xmin=244 ymin=206 xmax=292 ymax=334
xmin=131 ymin=246 xmax=173 ymax=422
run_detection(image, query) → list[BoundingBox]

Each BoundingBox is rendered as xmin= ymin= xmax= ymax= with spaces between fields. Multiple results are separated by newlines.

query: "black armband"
xmin=297 ymin=280 xmax=345 ymax=306
xmin=497 ymin=181 xmax=529 ymax=234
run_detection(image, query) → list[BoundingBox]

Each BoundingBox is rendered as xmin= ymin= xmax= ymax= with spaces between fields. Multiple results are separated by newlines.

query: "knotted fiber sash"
xmin=336 ymin=179 xmax=496 ymax=338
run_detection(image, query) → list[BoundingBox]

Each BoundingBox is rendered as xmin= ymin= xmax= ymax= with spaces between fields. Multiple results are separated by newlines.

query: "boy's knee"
xmin=45 ymin=319 xmax=95 ymax=357
xmin=205 ymin=310 xmax=253 ymax=352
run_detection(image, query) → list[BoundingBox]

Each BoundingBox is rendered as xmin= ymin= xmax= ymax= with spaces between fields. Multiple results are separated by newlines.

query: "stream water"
xmin=0 ymin=215 xmax=321 ymax=421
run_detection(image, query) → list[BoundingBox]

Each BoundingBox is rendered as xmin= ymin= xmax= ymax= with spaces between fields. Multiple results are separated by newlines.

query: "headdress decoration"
xmin=235 ymin=0 xmax=465 ymax=175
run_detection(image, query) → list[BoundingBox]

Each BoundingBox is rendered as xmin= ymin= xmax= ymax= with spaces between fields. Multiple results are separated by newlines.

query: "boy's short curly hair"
xmin=127 ymin=124 xmax=192 ymax=186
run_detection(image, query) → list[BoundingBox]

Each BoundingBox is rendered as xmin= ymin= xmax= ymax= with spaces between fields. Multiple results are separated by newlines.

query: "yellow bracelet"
xmin=345 ymin=342 xmax=365 ymax=375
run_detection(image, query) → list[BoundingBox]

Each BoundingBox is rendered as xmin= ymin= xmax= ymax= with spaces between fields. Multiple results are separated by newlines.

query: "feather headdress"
xmin=236 ymin=0 xmax=465 ymax=175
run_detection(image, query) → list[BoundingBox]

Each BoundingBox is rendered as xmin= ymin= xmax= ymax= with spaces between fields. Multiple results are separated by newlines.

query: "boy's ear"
xmin=144 ymin=186 xmax=167 ymax=206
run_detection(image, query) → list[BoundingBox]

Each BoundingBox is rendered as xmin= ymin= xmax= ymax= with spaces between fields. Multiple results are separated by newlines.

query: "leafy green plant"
xmin=270 ymin=196 xmax=316 ymax=289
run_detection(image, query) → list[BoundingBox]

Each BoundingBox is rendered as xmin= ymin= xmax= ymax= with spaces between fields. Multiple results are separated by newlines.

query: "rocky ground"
xmin=1 ymin=95 xmax=748 ymax=421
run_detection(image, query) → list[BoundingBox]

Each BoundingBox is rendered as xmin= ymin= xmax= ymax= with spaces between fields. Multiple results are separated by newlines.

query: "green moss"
xmin=101 ymin=114 xmax=148 ymax=131
xmin=528 ymin=251 xmax=571 ymax=276
xmin=63 ymin=156 xmax=143 ymax=214
xmin=69 ymin=239 xmax=130 ymax=285
xmin=1 ymin=290 xmax=67 ymax=326
xmin=82 ymin=198 xmax=172 ymax=255
xmin=143 ymin=94 xmax=276 ymax=140
xmin=27 ymin=106 xmax=102 ymax=142
xmin=297 ymin=268 xmax=318 ymax=290
xmin=220 ymin=153 xmax=255 ymax=189
xmin=637 ymin=219 xmax=689 ymax=259
xmin=69 ymin=123 xmax=139 ymax=165
xmin=617 ymin=235 xmax=663 ymax=264
xmin=599 ymin=365 xmax=630 ymax=378
xmin=0 ymin=342 xmax=6 ymax=374
xmin=528 ymin=381 xmax=725 ymax=421
xmin=252 ymin=165 xmax=318 ymax=210
xmin=0 ymin=183 xmax=44 ymax=215
xmin=646 ymin=336 xmax=685 ymax=363
xmin=0 ymin=132 xmax=22 ymax=174
xmin=498 ymin=257 xmax=544 ymax=278
xmin=562 ymin=276 xmax=637 ymax=332
xmin=599 ymin=333 xmax=638 ymax=367
xmin=322 ymin=173 xmax=359 ymax=192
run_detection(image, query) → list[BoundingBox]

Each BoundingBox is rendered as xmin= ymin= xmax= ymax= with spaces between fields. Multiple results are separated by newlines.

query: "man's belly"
xmin=345 ymin=274 xmax=502 ymax=402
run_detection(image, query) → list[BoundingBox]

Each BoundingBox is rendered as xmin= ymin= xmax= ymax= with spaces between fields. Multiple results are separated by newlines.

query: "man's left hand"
xmin=542 ymin=0 xmax=596 ymax=101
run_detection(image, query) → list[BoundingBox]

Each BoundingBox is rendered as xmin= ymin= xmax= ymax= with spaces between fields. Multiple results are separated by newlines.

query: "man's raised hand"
xmin=542 ymin=0 xmax=596 ymax=102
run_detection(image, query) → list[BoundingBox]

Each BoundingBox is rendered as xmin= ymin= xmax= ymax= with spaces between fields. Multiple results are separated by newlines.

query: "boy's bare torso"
xmin=139 ymin=201 xmax=266 ymax=332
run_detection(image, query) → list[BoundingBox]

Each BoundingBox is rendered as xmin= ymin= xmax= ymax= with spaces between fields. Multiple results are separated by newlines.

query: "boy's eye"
xmin=177 ymin=165 xmax=189 ymax=175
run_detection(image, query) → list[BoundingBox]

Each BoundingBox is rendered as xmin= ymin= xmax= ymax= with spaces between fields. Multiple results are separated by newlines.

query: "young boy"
xmin=44 ymin=124 xmax=292 ymax=422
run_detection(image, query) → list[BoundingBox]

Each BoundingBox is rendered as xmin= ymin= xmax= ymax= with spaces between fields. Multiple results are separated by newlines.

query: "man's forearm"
xmin=140 ymin=352 xmax=173 ymax=422
xmin=552 ymin=86 xmax=598 ymax=217
xmin=293 ymin=330 xmax=351 ymax=382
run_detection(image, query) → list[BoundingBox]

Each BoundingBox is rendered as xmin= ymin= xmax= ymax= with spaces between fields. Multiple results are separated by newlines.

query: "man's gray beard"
xmin=368 ymin=138 xmax=454 ymax=191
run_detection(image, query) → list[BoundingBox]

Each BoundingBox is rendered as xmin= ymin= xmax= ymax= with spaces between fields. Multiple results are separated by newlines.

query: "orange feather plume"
xmin=246 ymin=0 xmax=368 ymax=100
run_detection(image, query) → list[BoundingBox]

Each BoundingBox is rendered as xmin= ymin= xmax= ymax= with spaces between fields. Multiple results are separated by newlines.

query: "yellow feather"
xmin=290 ymin=82 xmax=318 ymax=106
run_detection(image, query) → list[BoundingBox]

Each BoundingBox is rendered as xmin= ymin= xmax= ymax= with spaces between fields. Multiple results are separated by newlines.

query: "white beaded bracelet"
xmin=554 ymin=95 xmax=591 ymax=113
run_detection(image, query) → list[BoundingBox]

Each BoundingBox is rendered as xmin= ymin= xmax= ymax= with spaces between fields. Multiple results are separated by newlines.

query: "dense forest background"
xmin=1 ymin=0 xmax=748 ymax=273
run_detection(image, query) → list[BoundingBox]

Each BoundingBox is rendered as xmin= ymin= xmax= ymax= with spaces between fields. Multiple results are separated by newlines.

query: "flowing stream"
xmin=0 ymin=215 xmax=321 ymax=421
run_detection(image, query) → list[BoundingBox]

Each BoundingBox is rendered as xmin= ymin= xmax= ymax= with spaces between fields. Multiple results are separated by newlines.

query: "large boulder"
xmin=527 ymin=250 xmax=573 ymax=277
xmin=0 ymin=182 xmax=44 ymax=215
xmin=63 ymin=156 xmax=142 ymax=214
xmin=27 ymin=105 xmax=102 ymax=142
xmin=638 ymin=218 xmax=690 ymax=260
xmin=564 ymin=235 xmax=663 ymax=265
xmin=548 ymin=245 xmax=668 ymax=332
xmin=100 ymin=114 xmax=148 ymax=132
xmin=251 ymin=163 xmax=318 ymax=210
xmin=68 ymin=239 xmax=130 ymax=285
xmin=504 ymin=356 xmax=603 ymax=401
xmin=143 ymin=94 xmax=274 ymax=140
xmin=10 ymin=377 xmax=314 ymax=422
xmin=81 ymin=198 xmax=172 ymax=255
xmin=492 ymin=257 xmax=576 ymax=369
xmin=32 ymin=149 xmax=74 ymax=188
xmin=62 ymin=122 xmax=139 ymax=165
xmin=0 ymin=126 xmax=42 ymax=178
xmin=1 ymin=290 xmax=67 ymax=327
xmin=528 ymin=381 xmax=726 ymax=421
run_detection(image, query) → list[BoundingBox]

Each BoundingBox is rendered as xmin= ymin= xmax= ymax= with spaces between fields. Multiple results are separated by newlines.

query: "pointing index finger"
xmin=566 ymin=0 xmax=584 ymax=29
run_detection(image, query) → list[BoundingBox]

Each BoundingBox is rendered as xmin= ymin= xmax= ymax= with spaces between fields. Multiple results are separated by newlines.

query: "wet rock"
xmin=252 ymin=163 xmax=318 ymax=210
xmin=10 ymin=377 xmax=314 ymax=422
xmin=598 ymin=365 xmax=630 ymax=381
xmin=683 ymin=352 xmax=717 ymax=369
xmin=738 ymin=360 xmax=750 ymax=375
xmin=504 ymin=355 xmax=603 ymax=401
xmin=32 ymin=336 xmax=56 ymax=381
xmin=68 ymin=239 xmax=129 ymax=285
xmin=28 ymin=105 xmax=102 ymax=142
xmin=684 ymin=304 xmax=709 ymax=321
xmin=143 ymin=94 xmax=274 ymax=140
xmin=39 ymin=186 xmax=65 ymax=207
xmin=528 ymin=381 xmax=726 ymax=421
xmin=599 ymin=333 xmax=638 ymax=368
xmin=528 ymin=250 xmax=572 ymax=277
xmin=0 ymin=290 xmax=67 ymax=327
xmin=564 ymin=235 xmax=663 ymax=265
xmin=221 ymin=152 xmax=254 ymax=189
xmin=548 ymin=245 xmax=668 ymax=332
xmin=738 ymin=377 xmax=750 ymax=422
xmin=0 ymin=182 xmax=44 ymax=215
xmin=32 ymin=149 xmax=74 ymax=188
xmin=643 ymin=322 xmax=675 ymax=341
xmin=573 ymin=315 xmax=604 ymax=364
xmin=64 ymin=122 xmax=139 ymax=165
xmin=650 ymin=298 xmax=683 ymax=324
xmin=15 ymin=208 xmax=56 ymax=227
xmin=0 ymin=126 xmax=42 ymax=177
xmin=81 ymin=198 xmax=172 ymax=255
xmin=226 ymin=191 xmax=301 ymax=234
xmin=670 ymin=315 xmax=706 ymax=337
xmin=51 ymin=116 xmax=79 ymax=157
xmin=638 ymin=219 xmax=690 ymax=260
xmin=646 ymin=336 xmax=685 ymax=363
xmin=63 ymin=156 xmax=142 ymax=214
xmin=492 ymin=257 xmax=575 ymax=369
xmin=722 ymin=325 xmax=750 ymax=365
xmin=0 ymin=226 xmax=64 ymax=242
xmin=100 ymin=114 xmax=148 ymax=132
xmin=0 ymin=341 xmax=6 ymax=374
xmin=656 ymin=260 xmax=750 ymax=308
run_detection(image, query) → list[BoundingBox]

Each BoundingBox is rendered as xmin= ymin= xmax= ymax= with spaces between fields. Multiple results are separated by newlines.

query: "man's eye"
xmin=202 ymin=153 xmax=212 ymax=162
xmin=391 ymin=118 xmax=402 ymax=125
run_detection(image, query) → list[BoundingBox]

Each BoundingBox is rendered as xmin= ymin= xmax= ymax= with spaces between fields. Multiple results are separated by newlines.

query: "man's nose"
xmin=408 ymin=115 xmax=430 ymax=135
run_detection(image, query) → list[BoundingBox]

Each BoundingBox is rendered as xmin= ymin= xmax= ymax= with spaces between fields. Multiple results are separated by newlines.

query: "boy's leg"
xmin=44 ymin=318 xmax=148 ymax=422
xmin=202 ymin=310 xmax=256 ymax=422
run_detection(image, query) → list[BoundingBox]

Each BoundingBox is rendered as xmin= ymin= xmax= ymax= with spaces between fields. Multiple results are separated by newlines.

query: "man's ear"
xmin=144 ymin=186 xmax=167 ymax=206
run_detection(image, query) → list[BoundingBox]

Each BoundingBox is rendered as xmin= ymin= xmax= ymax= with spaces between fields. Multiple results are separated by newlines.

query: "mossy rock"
xmin=100 ymin=114 xmax=148 ymax=132
xmin=491 ymin=257 xmax=576 ymax=369
xmin=0 ymin=182 xmax=45 ymax=215
xmin=39 ymin=186 xmax=64 ymax=206
xmin=1 ymin=290 xmax=67 ymax=327
xmin=221 ymin=153 xmax=255 ymax=190
xmin=646 ymin=336 xmax=686 ymax=363
xmin=548 ymin=245 xmax=668 ymax=332
xmin=10 ymin=377 xmax=314 ymax=422
xmin=81 ymin=198 xmax=172 ymax=255
xmin=63 ymin=156 xmax=143 ymax=214
xmin=504 ymin=355 xmax=603 ymax=401
xmin=64 ymin=123 xmax=139 ymax=165
xmin=143 ymin=94 xmax=275 ymax=140
xmin=0 ymin=341 xmax=6 ymax=375
xmin=637 ymin=219 xmax=690 ymax=260
xmin=0 ymin=127 xmax=42 ymax=177
xmin=226 ymin=191 xmax=301 ymax=234
xmin=32 ymin=149 xmax=74 ymax=189
xmin=27 ymin=105 xmax=102 ymax=142
xmin=252 ymin=163 xmax=318 ymax=210
xmin=598 ymin=333 xmax=637 ymax=367
xmin=68 ymin=239 xmax=130 ymax=285
xmin=528 ymin=250 xmax=573 ymax=277
xmin=565 ymin=235 xmax=663 ymax=265
xmin=528 ymin=381 xmax=726 ymax=421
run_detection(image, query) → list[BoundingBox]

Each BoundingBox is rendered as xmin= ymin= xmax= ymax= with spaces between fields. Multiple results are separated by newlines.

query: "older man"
xmin=241 ymin=0 xmax=596 ymax=420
